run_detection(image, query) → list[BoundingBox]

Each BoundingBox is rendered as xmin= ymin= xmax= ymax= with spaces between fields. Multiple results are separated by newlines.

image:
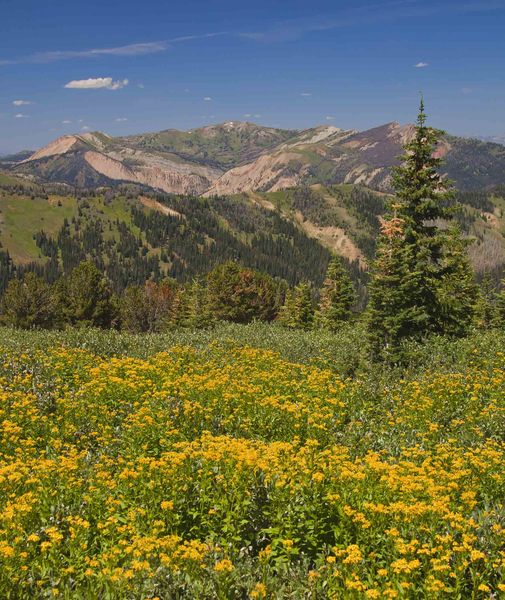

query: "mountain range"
xmin=1 ymin=120 xmax=505 ymax=294
xmin=4 ymin=120 xmax=505 ymax=196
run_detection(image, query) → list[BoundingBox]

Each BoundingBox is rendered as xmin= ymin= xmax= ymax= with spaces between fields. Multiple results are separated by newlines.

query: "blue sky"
xmin=1 ymin=0 xmax=504 ymax=153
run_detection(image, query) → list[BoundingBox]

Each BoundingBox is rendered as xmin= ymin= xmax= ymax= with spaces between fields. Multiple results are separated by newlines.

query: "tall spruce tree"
xmin=366 ymin=100 xmax=480 ymax=360
xmin=367 ymin=210 xmax=428 ymax=361
xmin=315 ymin=256 xmax=356 ymax=330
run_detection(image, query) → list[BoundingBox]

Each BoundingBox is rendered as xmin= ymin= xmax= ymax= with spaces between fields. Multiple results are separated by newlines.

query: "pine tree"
xmin=496 ymin=279 xmax=505 ymax=327
xmin=366 ymin=100 xmax=480 ymax=360
xmin=1 ymin=273 xmax=56 ymax=329
xmin=278 ymin=289 xmax=296 ymax=327
xmin=476 ymin=273 xmax=499 ymax=328
xmin=58 ymin=261 xmax=116 ymax=328
xmin=279 ymin=282 xmax=314 ymax=329
xmin=120 ymin=285 xmax=150 ymax=332
xmin=366 ymin=210 xmax=428 ymax=361
xmin=315 ymin=256 xmax=356 ymax=330
xmin=165 ymin=284 xmax=191 ymax=329
xmin=185 ymin=279 xmax=213 ymax=328
xmin=435 ymin=226 xmax=482 ymax=336
xmin=206 ymin=261 xmax=278 ymax=323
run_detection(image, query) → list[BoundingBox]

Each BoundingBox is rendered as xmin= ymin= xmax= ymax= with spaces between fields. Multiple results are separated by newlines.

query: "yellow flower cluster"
xmin=0 ymin=344 xmax=503 ymax=597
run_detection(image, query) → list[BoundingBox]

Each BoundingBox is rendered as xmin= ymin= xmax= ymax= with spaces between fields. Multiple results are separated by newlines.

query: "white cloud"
xmin=414 ymin=62 xmax=429 ymax=68
xmin=254 ymin=114 xmax=261 ymax=118
xmin=115 ymin=117 xmax=128 ymax=122
xmin=137 ymin=83 xmax=145 ymax=89
xmin=64 ymin=77 xmax=129 ymax=90
xmin=203 ymin=96 xmax=212 ymax=101
xmin=300 ymin=92 xmax=312 ymax=96
xmin=13 ymin=99 xmax=32 ymax=106
xmin=62 ymin=120 xmax=72 ymax=124
xmin=14 ymin=113 xmax=29 ymax=118
xmin=81 ymin=125 xmax=90 ymax=131
xmin=325 ymin=116 xmax=335 ymax=120
xmin=244 ymin=113 xmax=252 ymax=117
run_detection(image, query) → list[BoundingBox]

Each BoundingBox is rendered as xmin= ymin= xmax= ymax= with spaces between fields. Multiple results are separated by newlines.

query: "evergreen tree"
xmin=165 ymin=284 xmax=191 ymax=329
xmin=315 ymin=256 xmax=356 ymax=330
xmin=120 ymin=285 xmax=150 ymax=332
xmin=279 ymin=282 xmax=314 ymax=329
xmin=476 ymin=273 xmax=499 ymax=328
xmin=184 ymin=279 xmax=213 ymax=328
xmin=366 ymin=101 xmax=480 ymax=360
xmin=496 ymin=279 xmax=505 ymax=327
xmin=58 ymin=261 xmax=116 ymax=328
xmin=206 ymin=261 xmax=278 ymax=323
xmin=278 ymin=289 xmax=296 ymax=327
xmin=1 ymin=273 xmax=56 ymax=329
xmin=366 ymin=211 xmax=428 ymax=361
xmin=435 ymin=226 xmax=482 ymax=336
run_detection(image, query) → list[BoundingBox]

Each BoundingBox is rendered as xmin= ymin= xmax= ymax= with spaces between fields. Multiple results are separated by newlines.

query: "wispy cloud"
xmin=240 ymin=1 xmax=505 ymax=43
xmin=168 ymin=32 xmax=228 ymax=43
xmin=414 ymin=61 xmax=429 ymax=68
xmin=325 ymin=116 xmax=335 ymax=121
xmin=13 ymin=99 xmax=32 ymax=106
xmin=0 ymin=42 xmax=167 ymax=66
xmin=461 ymin=87 xmax=473 ymax=95
xmin=64 ymin=77 xmax=129 ymax=90
xmin=115 ymin=117 xmax=128 ymax=122
xmin=203 ymin=96 xmax=212 ymax=101
xmin=62 ymin=120 xmax=72 ymax=124
xmin=14 ymin=113 xmax=29 ymax=118
xmin=81 ymin=126 xmax=90 ymax=131
xmin=0 ymin=32 xmax=228 ymax=66
xmin=300 ymin=92 xmax=312 ymax=96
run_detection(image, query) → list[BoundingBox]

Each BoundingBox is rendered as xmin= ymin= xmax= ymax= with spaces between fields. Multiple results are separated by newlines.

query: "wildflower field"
xmin=0 ymin=326 xmax=504 ymax=598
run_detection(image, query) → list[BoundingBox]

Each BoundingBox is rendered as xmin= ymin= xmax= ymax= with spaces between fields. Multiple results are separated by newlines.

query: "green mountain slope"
xmin=122 ymin=121 xmax=298 ymax=169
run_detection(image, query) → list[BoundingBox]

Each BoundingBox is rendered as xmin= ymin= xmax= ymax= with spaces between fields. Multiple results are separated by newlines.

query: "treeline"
xmin=0 ymin=257 xmax=358 ymax=332
xmin=2 ymin=256 xmax=505 ymax=337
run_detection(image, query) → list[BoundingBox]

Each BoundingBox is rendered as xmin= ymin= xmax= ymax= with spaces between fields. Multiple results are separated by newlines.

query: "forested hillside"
xmin=0 ymin=174 xmax=333 ymax=293
xmin=2 ymin=171 xmax=505 ymax=298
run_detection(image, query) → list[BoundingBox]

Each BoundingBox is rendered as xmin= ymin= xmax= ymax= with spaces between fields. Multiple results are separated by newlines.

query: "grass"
xmin=0 ymin=194 xmax=77 ymax=262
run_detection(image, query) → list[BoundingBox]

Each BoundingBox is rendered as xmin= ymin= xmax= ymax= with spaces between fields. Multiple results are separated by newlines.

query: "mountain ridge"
xmin=6 ymin=120 xmax=505 ymax=195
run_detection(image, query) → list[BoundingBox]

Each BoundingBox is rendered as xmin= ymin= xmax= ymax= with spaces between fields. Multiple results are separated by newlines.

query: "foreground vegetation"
xmin=0 ymin=325 xmax=504 ymax=598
